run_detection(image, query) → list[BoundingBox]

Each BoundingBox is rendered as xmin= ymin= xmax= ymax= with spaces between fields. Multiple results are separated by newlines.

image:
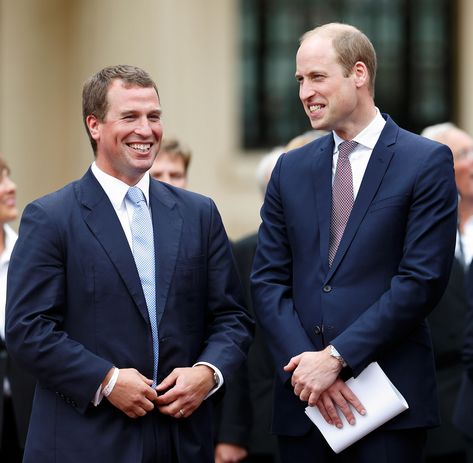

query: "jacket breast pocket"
xmin=368 ymin=194 xmax=409 ymax=213
xmin=172 ymin=255 xmax=206 ymax=295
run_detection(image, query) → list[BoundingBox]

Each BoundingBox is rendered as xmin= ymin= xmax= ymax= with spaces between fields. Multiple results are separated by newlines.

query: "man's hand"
xmin=214 ymin=443 xmax=248 ymax=463
xmin=283 ymin=347 xmax=342 ymax=406
xmin=315 ymin=378 xmax=365 ymax=428
xmin=155 ymin=365 xmax=215 ymax=418
xmin=106 ymin=368 xmax=157 ymax=418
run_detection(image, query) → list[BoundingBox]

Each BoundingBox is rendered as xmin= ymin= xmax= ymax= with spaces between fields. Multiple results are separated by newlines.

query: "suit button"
xmin=314 ymin=325 xmax=322 ymax=335
xmin=323 ymin=285 xmax=332 ymax=293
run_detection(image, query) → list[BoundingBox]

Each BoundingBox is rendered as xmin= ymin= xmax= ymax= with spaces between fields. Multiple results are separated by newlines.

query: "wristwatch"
xmin=213 ymin=371 xmax=220 ymax=387
xmin=329 ymin=345 xmax=347 ymax=368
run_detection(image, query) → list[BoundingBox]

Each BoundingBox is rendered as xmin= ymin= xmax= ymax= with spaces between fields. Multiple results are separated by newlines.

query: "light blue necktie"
xmin=127 ymin=186 xmax=159 ymax=386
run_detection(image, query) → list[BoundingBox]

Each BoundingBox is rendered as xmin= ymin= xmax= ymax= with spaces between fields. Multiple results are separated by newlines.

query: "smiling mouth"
xmin=309 ymin=104 xmax=324 ymax=112
xmin=128 ymin=143 xmax=151 ymax=153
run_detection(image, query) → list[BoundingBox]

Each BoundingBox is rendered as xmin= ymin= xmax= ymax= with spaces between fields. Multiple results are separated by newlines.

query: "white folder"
xmin=305 ymin=362 xmax=409 ymax=454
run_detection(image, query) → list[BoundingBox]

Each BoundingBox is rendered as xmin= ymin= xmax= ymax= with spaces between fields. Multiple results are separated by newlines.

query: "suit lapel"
xmin=149 ymin=180 xmax=182 ymax=324
xmin=312 ymin=136 xmax=334 ymax=274
xmin=327 ymin=117 xmax=398 ymax=280
xmin=76 ymin=169 xmax=149 ymax=322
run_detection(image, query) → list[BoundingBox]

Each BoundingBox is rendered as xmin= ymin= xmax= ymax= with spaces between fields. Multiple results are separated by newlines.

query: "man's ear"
xmin=86 ymin=114 xmax=100 ymax=141
xmin=353 ymin=61 xmax=369 ymax=89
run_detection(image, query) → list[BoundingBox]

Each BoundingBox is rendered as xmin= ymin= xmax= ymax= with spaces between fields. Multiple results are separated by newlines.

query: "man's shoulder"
xmin=30 ymin=179 xmax=79 ymax=211
xmin=151 ymin=179 xmax=214 ymax=211
xmin=384 ymin=115 xmax=449 ymax=153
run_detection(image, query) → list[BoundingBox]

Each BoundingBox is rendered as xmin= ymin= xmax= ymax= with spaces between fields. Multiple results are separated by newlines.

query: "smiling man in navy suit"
xmin=251 ymin=23 xmax=457 ymax=462
xmin=5 ymin=65 xmax=253 ymax=463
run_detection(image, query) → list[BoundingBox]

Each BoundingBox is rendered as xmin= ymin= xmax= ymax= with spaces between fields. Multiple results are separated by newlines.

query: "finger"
xmin=341 ymin=385 xmax=366 ymax=416
xmin=316 ymin=399 xmax=333 ymax=425
xmin=299 ymin=387 xmax=311 ymax=403
xmin=154 ymin=387 xmax=178 ymax=406
xmin=283 ymin=354 xmax=302 ymax=372
xmin=322 ymin=394 xmax=343 ymax=428
xmin=307 ymin=390 xmax=322 ymax=407
xmin=141 ymin=399 xmax=156 ymax=413
xmin=293 ymin=382 xmax=304 ymax=397
xmin=332 ymin=391 xmax=355 ymax=425
xmin=126 ymin=406 xmax=146 ymax=419
xmin=156 ymin=371 xmax=178 ymax=392
xmin=141 ymin=376 xmax=153 ymax=386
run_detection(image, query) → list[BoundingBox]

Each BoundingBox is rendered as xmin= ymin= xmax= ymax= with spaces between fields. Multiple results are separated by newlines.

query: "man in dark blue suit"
xmin=5 ymin=65 xmax=253 ymax=463
xmin=251 ymin=23 xmax=457 ymax=462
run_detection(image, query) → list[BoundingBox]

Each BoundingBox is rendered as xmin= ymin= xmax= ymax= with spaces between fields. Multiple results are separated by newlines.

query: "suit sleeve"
xmin=5 ymin=202 xmax=113 ymax=413
xmin=251 ymin=155 xmax=315 ymax=383
xmin=333 ymin=144 xmax=458 ymax=375
xmin=194 ymin=199 xmax=254 ymax=382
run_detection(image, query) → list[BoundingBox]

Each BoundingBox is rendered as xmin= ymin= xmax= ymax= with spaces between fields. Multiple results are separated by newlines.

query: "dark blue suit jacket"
xmin=5 ymin=169 xmax=253 ymax=462
xmin=251 ymin=116 xmax=457 ymax=437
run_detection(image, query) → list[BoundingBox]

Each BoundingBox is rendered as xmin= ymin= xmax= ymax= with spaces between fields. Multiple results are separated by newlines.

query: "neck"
xmin=334 ymin=100 xmax=377 ymax=141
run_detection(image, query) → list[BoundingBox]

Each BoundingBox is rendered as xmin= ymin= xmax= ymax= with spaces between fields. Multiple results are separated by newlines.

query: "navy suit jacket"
xmin=5 ymin=168 xmax=253 ymax=462
xmin=251 ymin=116 xmax=457 ymax=436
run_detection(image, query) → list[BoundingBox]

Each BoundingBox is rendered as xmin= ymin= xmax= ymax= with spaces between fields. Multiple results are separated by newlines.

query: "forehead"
xmin=296 ymin=34 xmax=340 ymax=72
xmin=106 ymin=79 xmax=160 ymax=109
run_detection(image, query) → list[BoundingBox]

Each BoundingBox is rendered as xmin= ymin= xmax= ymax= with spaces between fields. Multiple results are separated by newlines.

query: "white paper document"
xmin=305 ymin=362 xmax=408 ymax=454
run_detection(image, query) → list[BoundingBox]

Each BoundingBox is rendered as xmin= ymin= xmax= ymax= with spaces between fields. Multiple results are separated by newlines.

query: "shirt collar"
xmin=332 ymin=107 xmax=386 ymax=153
xmin=91 ymin=162 xmax=151 ymax=210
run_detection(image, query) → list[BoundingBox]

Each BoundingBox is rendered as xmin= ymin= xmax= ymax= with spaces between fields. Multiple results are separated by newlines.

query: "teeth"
xmin=309 ymin=104 xmax=322 ymax=112
xmin=129 ymin=143 xmax=151 ymax=152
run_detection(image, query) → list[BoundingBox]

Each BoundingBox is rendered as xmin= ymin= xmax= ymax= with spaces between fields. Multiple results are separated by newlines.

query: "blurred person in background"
xmin=149 ymin=136 xmax=191 ymax=188
xmin=0 ymin=155 xmax=35 ymax=463
xmin=421 ymin=122 xmax=473 ymax=463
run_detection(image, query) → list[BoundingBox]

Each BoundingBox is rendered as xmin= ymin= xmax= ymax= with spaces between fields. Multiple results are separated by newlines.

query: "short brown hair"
xmin=158 ymin=137 xmax=192 ymax=173
xmin=82 ymin=64 xmax=159 ymax=153
xmin=300 ymin=23 xmax=377 ymax=96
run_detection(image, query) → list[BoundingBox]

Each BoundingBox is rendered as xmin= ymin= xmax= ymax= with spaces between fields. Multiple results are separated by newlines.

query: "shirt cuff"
xmin=193 ymin=362 xmax=223 ymax=399
xmin=92 ymin=367 xmax=119 ymax=406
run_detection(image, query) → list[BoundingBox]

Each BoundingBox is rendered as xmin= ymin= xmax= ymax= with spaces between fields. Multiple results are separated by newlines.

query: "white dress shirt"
xmin=332 ymin=108 xmax=387 ymax=199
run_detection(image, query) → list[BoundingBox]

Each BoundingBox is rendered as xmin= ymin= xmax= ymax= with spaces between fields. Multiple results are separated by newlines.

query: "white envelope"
xmin=305 ymin=362 xmax=408 ymax=454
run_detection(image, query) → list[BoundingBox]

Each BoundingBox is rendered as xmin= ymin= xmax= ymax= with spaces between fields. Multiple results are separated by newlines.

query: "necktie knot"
xmin=127 ymin=186 xmax=146 ymax=206
xmin=338 ymin=140 xmax=358 ymax=160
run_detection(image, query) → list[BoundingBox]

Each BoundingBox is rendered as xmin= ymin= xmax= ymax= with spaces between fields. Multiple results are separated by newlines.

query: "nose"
xmin=299 ymin=81 xmax=315 ymax=101
xmin=134 ymin=118 xmax=153 ymax=137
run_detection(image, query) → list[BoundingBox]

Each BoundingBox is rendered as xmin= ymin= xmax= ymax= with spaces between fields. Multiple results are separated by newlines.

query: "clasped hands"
xmin=104 ymin=365 xmax=215 ymax=419
xmin=284 ymin=347 xmax=365 ymax=428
